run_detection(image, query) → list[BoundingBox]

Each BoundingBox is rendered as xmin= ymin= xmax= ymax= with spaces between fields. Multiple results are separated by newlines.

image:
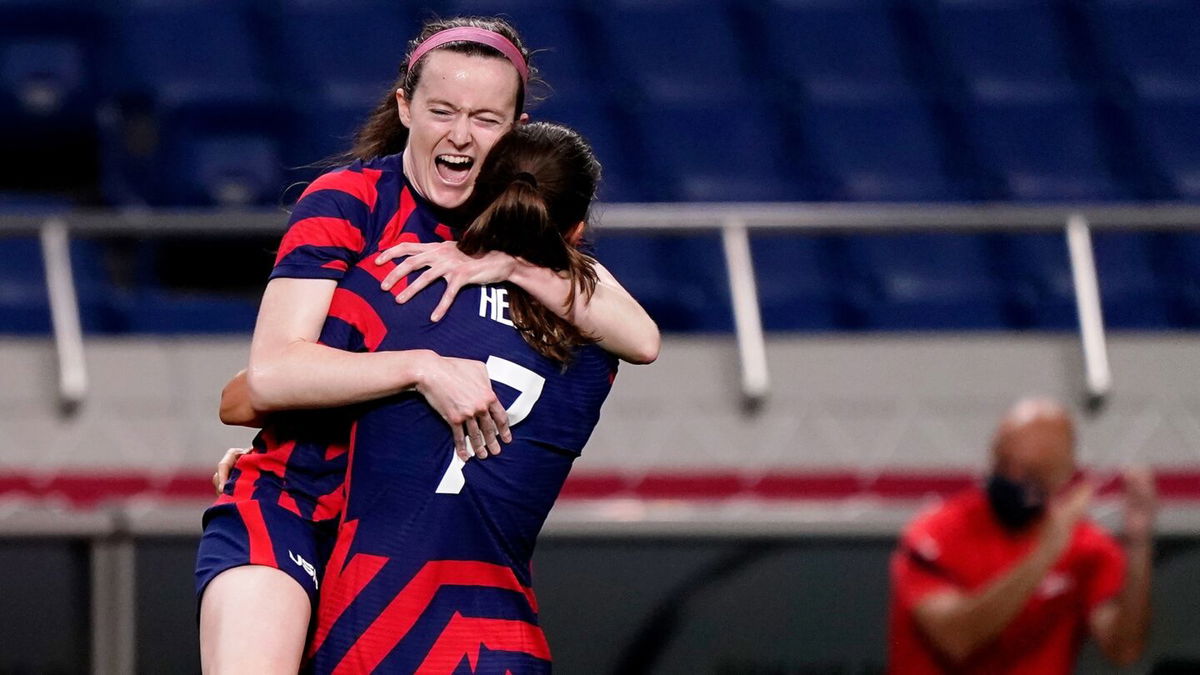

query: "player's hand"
xmin=213 ymin=447 xmax=249 ymax=495
xmin=413 ymin=354 xmax=511 ymax=461
xmin=1121 ymin=466 xmax=1158 ymax=541
xmin=1042 ymin=480 xmax=1095 ymax=555
xmin=376 ymin=241 xmax=517 ymax=321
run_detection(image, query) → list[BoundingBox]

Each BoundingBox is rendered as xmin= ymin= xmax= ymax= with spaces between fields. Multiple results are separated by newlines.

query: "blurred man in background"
xmin=887 ymin=397 xmax=1156 ymax=673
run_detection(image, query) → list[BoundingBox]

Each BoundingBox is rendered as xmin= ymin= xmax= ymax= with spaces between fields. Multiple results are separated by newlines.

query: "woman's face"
xmin=397 ymin=50 xmax=523 ymax=209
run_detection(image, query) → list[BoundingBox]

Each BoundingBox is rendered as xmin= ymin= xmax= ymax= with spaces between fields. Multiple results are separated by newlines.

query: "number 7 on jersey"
xmin=435 ymin=356 xmax=545 ymax=494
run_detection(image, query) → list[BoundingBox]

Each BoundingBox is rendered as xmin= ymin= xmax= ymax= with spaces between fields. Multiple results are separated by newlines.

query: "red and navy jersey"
xmin=217 ymin=154 xmax=457 ymax=523
xmin=308 ymin=265 xmax=618 ymax=672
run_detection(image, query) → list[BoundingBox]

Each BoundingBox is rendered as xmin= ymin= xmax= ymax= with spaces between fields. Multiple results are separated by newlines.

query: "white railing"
xmin=7 ymin=202 xmax=1200 ymax=411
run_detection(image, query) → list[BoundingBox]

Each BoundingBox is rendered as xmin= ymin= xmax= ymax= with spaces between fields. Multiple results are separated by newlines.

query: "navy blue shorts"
xmin=195 ymin=500 xmax=338 ymax=608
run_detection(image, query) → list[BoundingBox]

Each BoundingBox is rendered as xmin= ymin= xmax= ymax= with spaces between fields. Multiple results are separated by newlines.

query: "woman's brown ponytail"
xmin=458 ymin=122 xmax=602 ymax=363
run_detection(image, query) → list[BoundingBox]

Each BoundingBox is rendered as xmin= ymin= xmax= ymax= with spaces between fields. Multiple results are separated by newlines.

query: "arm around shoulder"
xmin=509 ymin=258 xmax=660 ymax=365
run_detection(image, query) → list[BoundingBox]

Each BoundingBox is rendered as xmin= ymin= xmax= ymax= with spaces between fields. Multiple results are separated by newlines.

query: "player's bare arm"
xmin=375 ymin=241 xmax=661 ymax=364
xmin=1089 ymin=466 xmax=1156 ymax=666
xmin=913 ymin=481 xmax=1095 ymax=663
xmin=246 ymin=277 xmax=509 ymax=458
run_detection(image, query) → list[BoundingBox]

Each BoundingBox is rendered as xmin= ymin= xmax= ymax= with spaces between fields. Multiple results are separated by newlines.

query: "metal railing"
xmin=8 ymin=202 xmax=1200 ymax=412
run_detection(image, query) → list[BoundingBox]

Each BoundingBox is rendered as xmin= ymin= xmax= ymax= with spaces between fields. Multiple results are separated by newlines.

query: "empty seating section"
xmin=799 ymin=94 xmax=958 ymax=201
xmin=1088 ymin=0 xmax=1200 ymax=100
xmin=271 ymin=1 xmax=410 ymax=166
xmin=838 ymin=232 xmax=1007 ymax=330
xmin=1088 ymin=1 xmax=1200 ymax=201
xmin=1 ymin=0 xmax=1197 ymax=333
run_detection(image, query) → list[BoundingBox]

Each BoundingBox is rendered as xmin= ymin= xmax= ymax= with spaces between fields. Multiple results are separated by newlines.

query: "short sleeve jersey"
xmin=887 ymin=488 xmax=1126 ymax=674
xmin=217 ymin=154 xmax=458 ymax=522
xmin=306 ymin=266 xmax=618 ymax=673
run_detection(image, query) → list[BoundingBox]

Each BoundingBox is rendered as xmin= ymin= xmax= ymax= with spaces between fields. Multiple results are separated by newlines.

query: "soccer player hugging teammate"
xmin=310 ymin=121 xmax=615 ymax=674
xmin=195 ymin=16 xmax=658 ymax=675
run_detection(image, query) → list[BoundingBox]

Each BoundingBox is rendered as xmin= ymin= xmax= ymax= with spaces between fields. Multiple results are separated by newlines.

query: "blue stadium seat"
xmin=589 ymin=0 xmax=749 ymax=102
xmin=0 ymin=1 xmax=98 ymax=114
xmin=108 ymin=0 xmax=270 ymax=106
xmin=839 ymin=232 xmax=1009 ymax=330
xmin=927 ymin=0 xmax=1078 ymax=97
xmin=442 ymin=0 xmax=594 ymax=101
xmin=286 ymin=88 xmax=373 ymax=169
xmin=1157 ymin=233 xmax=1200 ymax=327
xmin=750 ymin=234 xmax=841 ymax=331
xmin=117 ymin=290 xmax=259 ymax=334
xmin=530 ymin=99 xmax=641 ymax=202
xmin=1128 ymin=97 xmax=1200 ymax=200
xmin=1088 ymin=0 xmax=1200 ymax=99
xmin=100 ymin=0 xmax=286 ymax=205
xmin=799 ymin=94 xmax=961 ymax=201
xmin=756 ymin=0 xmax=912 ymax=98
xmin=0 ymin=1 xmax=101 ymax=186
xmin=102 ymin=102 xmax=287 ymax=207
xmin=592 ymin=232 xmax=733 ymax=332
xmin=632 ymin=99 xmax=800 ymax=201
xmin=997 ymin=231 xmax=1169 ymax=329
xmin=960 ymin=94 xmax=1125 ymax=200
xmin=0 ymin=38 xmax=90 ymax=125
xmin=0 ymin=234 xmax=123 ymax=335
xmin=269 ymin=0 xmax=409 ymax=100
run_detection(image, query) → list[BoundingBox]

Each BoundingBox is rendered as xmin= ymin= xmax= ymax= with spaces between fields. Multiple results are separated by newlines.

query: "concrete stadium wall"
xmin=2 ymin=333 xmax=1198 ymax=482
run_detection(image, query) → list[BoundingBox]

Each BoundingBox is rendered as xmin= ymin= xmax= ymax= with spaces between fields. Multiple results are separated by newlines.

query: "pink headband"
xmin=408 ymin=27 xmax=529 ymax=85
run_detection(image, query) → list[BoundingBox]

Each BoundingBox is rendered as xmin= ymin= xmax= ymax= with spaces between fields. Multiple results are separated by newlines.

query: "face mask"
xmin=986 ymin=474 xmax=1046 ymax=530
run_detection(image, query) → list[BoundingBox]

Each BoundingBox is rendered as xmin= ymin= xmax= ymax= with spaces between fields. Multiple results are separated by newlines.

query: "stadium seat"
xmin=0 ymin=1 xmax=102 ymax=190
xmin=588 ymin=0 xmax=749 ymax=102
xmin=268 ymin=0 xmax=410 ymax=100
xmin=1127 ymin=97 xmax=1200 ymax=201
xmin=442 ymin=0 xmax=595 ymax=102
xmin=0 ymin=234 xmax=122 ymax=335
xmin=100 ymin=0 xmax=286 ymax=206
xmin=750 ymin=234 xmax=842 ymax=331
xmin=959 ymin=93 xmax=1126 ymax=201
xmin=593 ymin=232 xmax=733 ymax=332
xmin=102 ymin=101 xmax=287 ymax=207
xmin=1087 ymin=0 xmax=1200 ymax=99
xmin=117 ymin=290 xmax=260 ymax=334
xmin=108 ymin=0 xmax=270 ymax=106
xmin=1154 ymin=232 xmax=1200 ymax=328
xmin=0 ymin=1 xmax=99 ymax=118
xmin=925 ymin=0 xmax=1079 ymax=98
xmin=530 ymin=99 xmax=642 ymax=202
xmin=631 ymin=98 xmax=801 ymax=202
xmin=756 ymin=0 xmax=913 ymax=99
xmin=838 ymin=232 xmax=1009 ymax=330
xmin=798 ymin=93 xmax=962 ymax=201
xmin=997 ymin=231 xmax=1170 ymax=329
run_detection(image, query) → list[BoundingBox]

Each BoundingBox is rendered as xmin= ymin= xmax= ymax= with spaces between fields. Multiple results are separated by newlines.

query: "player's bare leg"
xmin=199 ymin=565 xmax=310 ymax=674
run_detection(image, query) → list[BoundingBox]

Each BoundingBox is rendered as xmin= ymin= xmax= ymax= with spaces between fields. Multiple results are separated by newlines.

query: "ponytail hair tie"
xmin=513 ymin=171 xmax=538 ymax=188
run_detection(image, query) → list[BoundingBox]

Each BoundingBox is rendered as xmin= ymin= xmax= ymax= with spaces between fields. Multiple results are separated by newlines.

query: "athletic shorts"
xmin=195 ymin=500 xmax=338 ymax=608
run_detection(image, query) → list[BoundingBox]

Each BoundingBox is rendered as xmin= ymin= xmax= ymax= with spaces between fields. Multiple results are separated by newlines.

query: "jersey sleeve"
xmin=891 ymin=522 xmax=960 ymax=611
xmin=271 ymin=168 xmax=379 ymax=281
xmin=1082 ymin=528 xmax=1126 ymax=613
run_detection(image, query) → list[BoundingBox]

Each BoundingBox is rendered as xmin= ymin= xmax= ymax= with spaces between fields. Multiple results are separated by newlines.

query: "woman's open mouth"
xmin=434 ymin=154 xmax=474 ymax=185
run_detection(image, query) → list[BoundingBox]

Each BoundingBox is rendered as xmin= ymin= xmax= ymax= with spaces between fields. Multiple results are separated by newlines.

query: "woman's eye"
xmin=478 ymin=117 xmax=501 ymax=126
xmin=431 ymin=109 xmax=452 ymax=117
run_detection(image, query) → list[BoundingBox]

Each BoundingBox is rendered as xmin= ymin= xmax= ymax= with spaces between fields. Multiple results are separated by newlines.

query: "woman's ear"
xmin=396 ymin=89 xmax=413 ymax=128
xmin=566 ymin=222 xmax=586 ymax=246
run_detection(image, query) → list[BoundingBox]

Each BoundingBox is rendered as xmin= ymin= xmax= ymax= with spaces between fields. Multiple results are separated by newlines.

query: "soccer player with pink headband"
xmin=195 ymin=17 xmax=659 ymax=673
